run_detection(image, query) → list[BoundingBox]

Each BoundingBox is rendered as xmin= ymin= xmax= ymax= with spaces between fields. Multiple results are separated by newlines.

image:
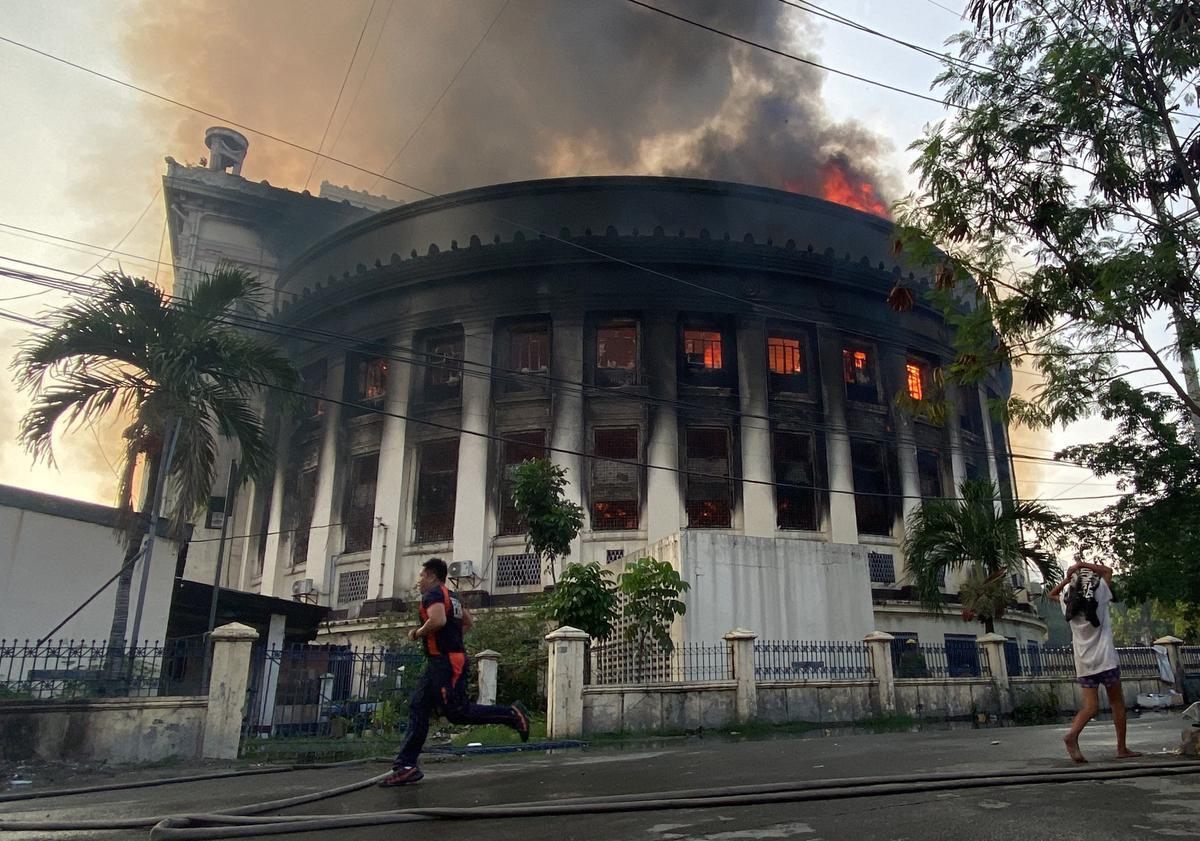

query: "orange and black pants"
xmin=394 ymin=653 xmax=520 ymax=767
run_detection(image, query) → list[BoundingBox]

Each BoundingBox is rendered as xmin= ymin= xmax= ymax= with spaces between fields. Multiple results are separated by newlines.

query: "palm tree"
xmin=13 ymin=266 xmax=299 ymax=656
xmin=903 ymin=478 xmax=1063 ymax=634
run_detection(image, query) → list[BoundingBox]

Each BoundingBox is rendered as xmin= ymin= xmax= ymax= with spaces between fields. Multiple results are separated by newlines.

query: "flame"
xmin=819 ymin=161 xmax=889 ymax=218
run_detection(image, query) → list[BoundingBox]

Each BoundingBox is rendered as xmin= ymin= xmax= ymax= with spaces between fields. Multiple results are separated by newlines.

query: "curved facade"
xmin=164 ymin=169 xmax=1042 ymax=650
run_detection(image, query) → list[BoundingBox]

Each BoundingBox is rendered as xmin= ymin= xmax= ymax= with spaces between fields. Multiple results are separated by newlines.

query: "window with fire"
xmin=345 ymin=352 xmax=388 ymax=417
xmin=851 ymin=440 xmax=894 ymax=536
xmin=685 ymin=427 xmax=733 ymax=528
xmin=414 ymin=438 xmax=458 ymax=543
xmin=591 ymin=427 xmax=640 ymax=530
xmin=842 ymin=345 xmax=877 ymax=403
xmin=774 ymin=430 xmax=818 ymax=531
xmin=342 ymin=452 xmax=379 ymax=553
xmin=498 ymin=431 xmax=547 ymax=535
xmin=767 ymin=334 xmax=809 ymax=393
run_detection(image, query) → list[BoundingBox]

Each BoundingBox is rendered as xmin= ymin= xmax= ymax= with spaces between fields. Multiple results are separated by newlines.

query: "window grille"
xmin=767 ymin=336 xmax=804 ymax=375
xmin=342 ymin=452 xmax=379 ymax=553
xmin=774 ymin=431 xmax=817 ymax=531
xmin=683 ymin=329 xmax=723 ymax=369
xmin=868 ymin=551 xmax=896 ymax=583
xmin=498 ymin=431 xmax=546 ymax=535
xmin=423 ymin=331 xmax=464 ymax=400
xmin=291 ymin=468 xmax=318 ymax=566
xmin=510 ymin=327 xmax=549 ymax=373
xmin=337 ymin=569 xmax=370 ymax=605
xmin=606 ymin=549 xmax=625 ymax=562
xmin=842 ymin=346 xmax=876 ymax=402
xmin=596 ymin=322 xmax=638 ymax=386
xmin=496 ymin=552 xmax=540 ymax=588
xmin=414 ymin=439 xmax=458 ymax=543
xmin=851 ymin=441 xmax=893 ymax=536
xmin=917 ymin=450 xmax=943 ymax=500
xmin=591 ymin=427 xmax=639 ymax=530
xmin=905 ymin=361 xmax=926 ymax=400
xmin=685 ymin=427 xmax=732 ymax=528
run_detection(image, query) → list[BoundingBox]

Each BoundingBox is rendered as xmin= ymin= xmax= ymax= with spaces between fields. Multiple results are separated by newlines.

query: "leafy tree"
xmin=618 ymin=556 xmax=690 ymax=673
xmin=895 ymin=0 xmax=1200 ymax=619
xmin=904 ymin=479 xmax=1063 ymax=633
xmin=464 ymin=608 xmax=549 ymax=711
xmin=533 ymin=561 xmax=619 ymax=640
xmin=510 ymin=457 xmax=584 ymax=581
xmin=13 ymin=267 xmax=299 ymax=653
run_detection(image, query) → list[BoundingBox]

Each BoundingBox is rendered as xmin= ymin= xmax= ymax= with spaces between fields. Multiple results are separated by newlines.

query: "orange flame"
xmin=819 ymin=161 xmax=889 ymax=218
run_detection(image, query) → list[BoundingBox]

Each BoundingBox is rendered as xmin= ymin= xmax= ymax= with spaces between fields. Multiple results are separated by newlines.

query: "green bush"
xmin=1012 ymin=688 xmax=1060 ymax=725
xmin=465 ymin=608 xmax=548 ymax=711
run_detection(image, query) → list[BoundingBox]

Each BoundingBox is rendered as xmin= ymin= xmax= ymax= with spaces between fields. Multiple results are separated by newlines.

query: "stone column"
xmin=1153 ymin=635 xmax=1185 ymax=696
xmin=306 ymin=357 xmax=347 ymax=604
xmin=257 ymin=613 xmax=286 ymax=733
xmin=645 ymin=315 xmax=681 ymax=543
xmin=943 ymin=381 xmax=968 ymax=494
xmin=977 ymin=632 xmax=1012 ymax=714
xmin=545 ymin=625 xmax=589 ymax=739
xmin=886 ymin=350 xmax=922 ymax=531
xmin=976 ymin=386 xmax=1002 ymax=486
xmin=550 ymin=315 xmax=585 ymax=571
xmin=818 ymin=332 xmax=858 ymax=544
xmin=736 ymin=320 xmax=775 ymax=537
xmin=453 ymin=323 xmax=495 ymax=570
xmin=724 ymin=628 xmax=759 ymax=723
xmin=258 ymin=417 xmax=293 ymax=599
xmin=475 ymin=649 xmax=500 ymax=705
xmin=864 ymin=630 xmax=896 ymax=715
xmin=368 ymin=332 xmax=415 ymax=607
xmin=202 ymin=622 xmax=259 ymax=759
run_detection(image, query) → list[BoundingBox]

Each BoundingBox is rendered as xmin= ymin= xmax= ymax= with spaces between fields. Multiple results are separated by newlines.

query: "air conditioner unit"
xmin=1027 ymin=580 xmax=1044 ymax=596
xmin=448 ymin=560 xmax=475 ymax=579
xmin=292 ymin=578 xmax=315 ymax=596
xmin=685 ymin=352 xmax=706 ymax=367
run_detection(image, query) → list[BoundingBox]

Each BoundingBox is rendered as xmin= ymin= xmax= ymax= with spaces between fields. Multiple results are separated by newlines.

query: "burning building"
xmin=166 ymin=128 xmax=1044 ymax=655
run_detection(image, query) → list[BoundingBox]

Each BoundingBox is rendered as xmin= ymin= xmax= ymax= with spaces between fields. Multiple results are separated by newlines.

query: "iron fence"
xmin=892 ymin=640 xmax=992 ymax=679
xmin=1116 ymin=646 xmax=1160 ymax=678
xmin=753 ymin=640 xmax=873 ymax=680
xmin=0 ymin=638 xmax=207 ymax=700
xmin=1183 ymin=646 xmax=1199 ymax=676
xmin=1015 ymin=645 xmax=1075 ymax=678
xmin=587 ymin=640 xmax=732 ymax=686
xmin=242 ymin=645 xmax=424 ymax=740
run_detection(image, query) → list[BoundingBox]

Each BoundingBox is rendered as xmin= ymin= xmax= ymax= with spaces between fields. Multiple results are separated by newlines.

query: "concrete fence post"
xmin=1154 ymin=636 xmax=1185 ymax=696
xmin=864 ymin=631 xmax=896 ymax=715
xmin=202 ymin=622 xmax=259 ymax=760
xmin=724 ymin=628 xmax=758 ymax=724
xmin=475 ymin=649 xmax=501 ymax=705
xmin=977 ymin=632 xmax=1013 ymax=715
xmin=545 ymin=626 xmax=589 ymax=739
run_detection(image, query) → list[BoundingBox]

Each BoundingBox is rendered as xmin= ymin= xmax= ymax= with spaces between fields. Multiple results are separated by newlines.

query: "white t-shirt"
xmin=1060 ymin=575 xmax=1118 ymax=677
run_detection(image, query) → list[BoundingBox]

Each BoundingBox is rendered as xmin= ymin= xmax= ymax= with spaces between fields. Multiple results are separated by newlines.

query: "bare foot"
xmin=1064 ymin=734 xmax=1087 ymax=763
xmin=1115 ymin=749 xmax=1142 ymax=759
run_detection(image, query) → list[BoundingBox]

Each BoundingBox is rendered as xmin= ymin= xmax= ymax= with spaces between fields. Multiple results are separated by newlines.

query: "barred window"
xmin=511 ymin=327 xmax=549 ymax=373
xmin=917 ymin=450 xmax=943 ymax=500
xmin=342 ymin=452 xmax=379 ymax=553
xmin=868 ymin=550 xmax=896 ymax=583
xmin=905 ymin=360 xmax=928 ymax=401
xmin=768 ymin=336 xmax=804 ymax=375
xmin=291 ymin=468 xmax=318 ymax=566
xmin=851 ymin=440 xmax=893 ymax=536
xmin=774 ymin=431 xmax=817 ymax=531
xmin=355 ymin=357 xmax=388 ymax=404
xmin=423 ymin=330 xmax=464 ymax=401
xmin=414 ymin=439 xmax=458 ymax=543
xmin=337 ymin=569 xmax=370 ymax=605
xmin=591 ymin=427 xmax=639 ymax=530
xmin=684 ymin=330 xmax=723 ymax=370
xmin=596 ymin=322 xmax=638 ymax=387
xmin=685 ymin=427 xmax=732 ymax=528
xmin=842 ymin=346 xmax=876 ymax=402
xmin=498 ymin=431 xmax=547 ymax=535
xmin=496 ymin=552 xmax=540 ymax=588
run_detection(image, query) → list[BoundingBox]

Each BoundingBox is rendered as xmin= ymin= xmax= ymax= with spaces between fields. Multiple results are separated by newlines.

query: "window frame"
xmin=497 ymin=430 xmax=548 ymax=535
xmin=850 ymin=439 xmax=894 ymax=537
xmin=684 ymin=426 xmax=734 ymax=529
xmin=413 ymin=438 xmax=459 ymax=543
xmin=420 ymin=328 xmax=465 ymax=403
xmin=773 ymin=430 xmax=819 ymax=531
xmin=679 ymin=318 xmax=736 ymax=388
xmin=590 ymin=426 xmax=641 ymax=531
xmin=342 ymin=451 xmax=380 ymax=554
xmin=841 ymin=343 xmax=878 ymax=403
xmin=594 ymin=318 xmax=640 ymax=387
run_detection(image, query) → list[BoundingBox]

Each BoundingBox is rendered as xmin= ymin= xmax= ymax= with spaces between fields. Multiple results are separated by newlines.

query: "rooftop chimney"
xmin=204 ymin=126 xmax=248 ymax=175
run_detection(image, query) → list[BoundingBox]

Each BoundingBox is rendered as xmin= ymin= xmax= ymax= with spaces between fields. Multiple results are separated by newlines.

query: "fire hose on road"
xmin=1 ymin=757 xmax=1198 ymax=840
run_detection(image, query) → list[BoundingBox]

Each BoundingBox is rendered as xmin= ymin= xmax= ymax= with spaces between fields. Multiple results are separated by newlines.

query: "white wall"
xmin=0 ymin=495 xmax=176 ymax=645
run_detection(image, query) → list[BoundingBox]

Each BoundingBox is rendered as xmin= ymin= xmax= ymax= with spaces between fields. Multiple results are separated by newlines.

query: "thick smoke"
xmin=120 ymin=0 xmax=896 ymax=209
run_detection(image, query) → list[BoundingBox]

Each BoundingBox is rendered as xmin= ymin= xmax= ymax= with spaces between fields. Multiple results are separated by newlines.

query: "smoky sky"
xmin=120 ymin=0 xmax=897 ymax=205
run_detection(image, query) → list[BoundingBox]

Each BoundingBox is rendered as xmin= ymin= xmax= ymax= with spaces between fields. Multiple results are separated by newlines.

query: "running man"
xmin=381 ymin=558 xmax=531 ymax=787
xmin=1047 ymin=560 xmax=1140 ymax=763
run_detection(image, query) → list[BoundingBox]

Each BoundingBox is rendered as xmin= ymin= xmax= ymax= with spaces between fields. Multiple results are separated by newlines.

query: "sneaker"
xmin=379 ymin=765 xmax=424 ymax=787
xmin=511 ymin=700 xmax=531 ymax=743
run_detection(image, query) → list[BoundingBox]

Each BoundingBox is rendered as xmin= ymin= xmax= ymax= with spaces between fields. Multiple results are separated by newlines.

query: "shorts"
xmin=1078 ymin=667 xmax=1121 ymax=688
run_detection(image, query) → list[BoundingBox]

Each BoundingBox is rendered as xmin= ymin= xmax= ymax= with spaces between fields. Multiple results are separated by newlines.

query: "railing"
xmin=753 ymin=640 xmax=873 ymax=680
xmin=1183 ymin=646 xmax=1200 ymax=675
xmin=892 ymin=641 xmax=992 ymax=679
xmin=242 ymin=644 xmax=424 ymax=740
xmin=587 ymin=641 xmax=732 ymax=686
xmin=1116 ymin=646 xmax=1161 ymax=678
xmin=0 ymin=638 xmax=206 ymax=700
xmin=1015 ymin=645 xmax=1075 ymax=678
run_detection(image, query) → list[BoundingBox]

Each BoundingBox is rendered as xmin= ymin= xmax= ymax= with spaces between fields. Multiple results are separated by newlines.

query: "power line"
xmin=323 ymin=0 xmax=397 ymax=165
xmin=302 ymin=0 xmax=379 ymax=192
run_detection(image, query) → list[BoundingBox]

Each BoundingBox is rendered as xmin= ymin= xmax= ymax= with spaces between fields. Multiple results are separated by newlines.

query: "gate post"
xmin=203 ymin=622 xmax=259 ymax=759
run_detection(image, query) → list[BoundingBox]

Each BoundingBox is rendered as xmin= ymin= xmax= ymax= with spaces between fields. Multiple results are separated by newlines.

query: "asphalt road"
xmin=2 ymin=712 xmax=1197 ymax=841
